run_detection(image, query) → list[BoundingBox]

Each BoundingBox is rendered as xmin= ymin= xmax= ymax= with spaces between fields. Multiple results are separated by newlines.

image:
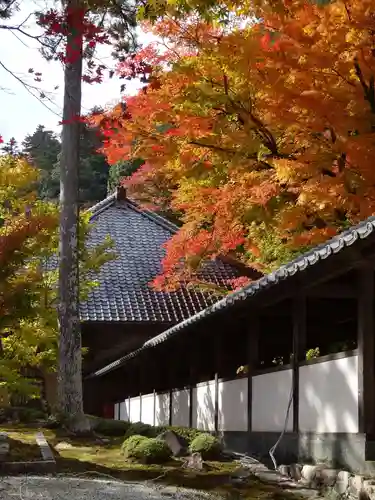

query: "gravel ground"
xmin=0 ymin=475 xmax=223 ymax=500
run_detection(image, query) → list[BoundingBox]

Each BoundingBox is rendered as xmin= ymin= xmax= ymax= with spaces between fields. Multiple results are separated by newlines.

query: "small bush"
xmin=123 ymin=422 xmax=205 ymax=444
xmin=44 ymin=414 xmax=61 ymax=429
xmin=166 ymin=426 xmax=201 ymax=444
xmin=9 ymin=407 xmax=46 ymax=423
xmin=124 ymin=421 xmax=158 ymax=439
xmin=92 ymin=417 xmax=131 ymax=437
xmin=133 ymin=437 xmax=172 ymax=464
xmin=121 ymin=434 xmax=149 ymax=459
xmin=189 ymin=433 xmax=222 ymax=459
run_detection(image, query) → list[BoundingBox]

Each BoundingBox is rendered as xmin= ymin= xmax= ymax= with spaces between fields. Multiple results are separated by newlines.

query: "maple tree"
xmin=0 ymin=154 xmax=114 ymax=401
xmin=93 ymin=0 xmax=375 ymax=291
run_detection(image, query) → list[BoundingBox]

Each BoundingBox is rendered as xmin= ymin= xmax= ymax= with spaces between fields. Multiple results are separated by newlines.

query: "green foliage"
xmin=121 ymin=434 xmax=149 ymax=458
xmin=90 ymin=416 xmax=131 ymax=436
xmin=0 ymin=406 xmax=47 ymax=424
xmin=21 ymin=116 xmax=111 ymax=205
xmin=189 ymin=433 xmax=222 ymax=459
xmin=122 ymin=434 xmax=172 ymax=464
xmin=159 ymin=426 xmax=201 ymax=444
xmin=306 ymin=347 xmax=320 ymax=360
xmin=123 ymin=421 xmax=202 ymax=444
xmin=132 ymin=437 xmax=172 ymax=464
xmin=107 ymin=158 xmax=144 ymax=193
xmin=0 ymin=155 xmax=116 ymax=400
xmin=124 ymin=421 xmax=158 ymax=439
xmin=22 ymin=126 xmax=61 ymax=200
xmin=246 ymin=223 xmax=308 ymax=273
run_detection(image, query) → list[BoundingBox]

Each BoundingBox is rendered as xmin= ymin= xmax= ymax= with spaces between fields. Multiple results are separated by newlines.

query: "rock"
xmin=320 ymin=468 xmax=340 ymax=487
xmin=301 ymin=464 xmax=322 ymax=484
xmin=301 ymin=464 xmax=337 ymax=489
xmin=231 ymin=467 xmax=251 ymax=479
xmin=362 ymin=480 xmax=375 ymax=500
xmin=0 ymin=432 xmax=7 ymax=442
xmin=0 ymin=442 xmax=9 ymax=462
xmin=185 ymin=452 xmax=203 ymax=470
xmin=156 ymin=430 xmax=186 ymax=457
xmin=359 ymin=490 xmax=371 ymax=500
xmin=55 ymin=441 xmax=74 ymax=451
xmin=349 ymin=475 xmax=364 ymax=497
xmin=278 ymin=465 xmax=290 ymax=477
xmin=289 ymin=463 xmax=302 ymax=481
xmin=334 ymin=470 xmax=351 ymax=495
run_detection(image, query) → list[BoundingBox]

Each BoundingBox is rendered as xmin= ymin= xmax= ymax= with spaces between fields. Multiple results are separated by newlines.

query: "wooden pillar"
xmin=214 ymin=331 xmax=223 ymax=433
xmin=168 ymin=345 xmax=175 ymax=426
xmin=247 ymin=315 xmax=259 ymax=433
xmin=292 ymin=295 xmax=306 ymax=433
xmin=189 ymin=337 xmax=201 ymax=428
xmin=357 ymin=267 xmax=375 ymax=435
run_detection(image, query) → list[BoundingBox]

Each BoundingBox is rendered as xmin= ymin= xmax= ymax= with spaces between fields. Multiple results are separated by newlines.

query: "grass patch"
xmin=7 ymin=437 xmax=41 ymax=462
xmin=0 ymin=424 xmax=303 ymax=500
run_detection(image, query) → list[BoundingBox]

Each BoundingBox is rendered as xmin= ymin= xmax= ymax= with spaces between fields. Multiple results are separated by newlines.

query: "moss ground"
xmin=0 ymin=424 xmax=303 ymax=500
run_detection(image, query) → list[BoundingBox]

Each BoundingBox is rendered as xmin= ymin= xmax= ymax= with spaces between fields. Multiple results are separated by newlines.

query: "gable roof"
xmin=80 ymin=191 xmax=242 ymax=323
xmin=87 ymin=215 xmax=375 ymax=378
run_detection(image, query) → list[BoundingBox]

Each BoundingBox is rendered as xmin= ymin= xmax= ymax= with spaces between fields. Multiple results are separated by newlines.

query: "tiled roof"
xmin=88 ymin=216 xmax=375 ymax=378
xmin=80 ymin=193 xmax=241 ymax=323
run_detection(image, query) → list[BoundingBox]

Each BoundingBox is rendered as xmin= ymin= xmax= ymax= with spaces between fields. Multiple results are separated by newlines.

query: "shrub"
xmin=166 ymin=426 xmax=201 ymax=444
xmin=133 ymin=437 xmax=172 ymax=464
xmin=9 ymin=407 xmax=46 ymax=423
xmin=121 ymin=434 xmax=149 ymax=459
xmin=123 ymin=421 xmax=205 ymax=445
xmin=92 ymin=417 xmax=131 ymax=437
xmin=124 ymin=421 xmax=158 ymax=439
xmin=189 ymin=433 xmax=222 ymax=459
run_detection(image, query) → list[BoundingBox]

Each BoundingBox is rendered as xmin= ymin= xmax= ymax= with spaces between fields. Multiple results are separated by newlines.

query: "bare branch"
xmin=0 ymin=60 xmax=61 ymax=117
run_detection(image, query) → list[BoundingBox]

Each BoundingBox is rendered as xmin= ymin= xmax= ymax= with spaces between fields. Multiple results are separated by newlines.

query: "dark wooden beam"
xmin=307 ymin=283 xmax=357 ymax=299
xmin=357 ymin=267 xmax=375 ymax=435
xmin=247 ymin=315 xmax=259 ymax=433
xmin=292 ymin=295 xmax=306 ymax=433
xmin=254 ymin=247 xmax=373 ymax=310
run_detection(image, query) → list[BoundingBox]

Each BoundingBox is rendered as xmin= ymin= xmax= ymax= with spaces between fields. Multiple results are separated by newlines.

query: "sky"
xmin=0 ymin=0 xmax=153 ymax=144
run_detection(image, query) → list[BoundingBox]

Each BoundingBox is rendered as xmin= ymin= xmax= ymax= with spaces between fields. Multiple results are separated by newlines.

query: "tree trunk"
xmin=57 ymin=0 xmax=90 ymax=433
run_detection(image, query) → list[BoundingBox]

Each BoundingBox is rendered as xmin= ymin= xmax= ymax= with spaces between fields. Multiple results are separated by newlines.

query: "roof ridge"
xmin=124 ymin=198 xmax=179 ymax=234
xmin=86 ymin=192 xmax=116 ymax=218
xmin=84 ymin=191 xmax=180 ymax=234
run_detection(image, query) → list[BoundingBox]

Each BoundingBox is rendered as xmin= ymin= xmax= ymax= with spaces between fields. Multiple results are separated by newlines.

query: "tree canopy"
xmin=22 ymin=119 xmax=111 ymax=205
xmin=0 ymin=155 xmax=114 ymax=399
xmin=93 ymin=0 xmax=375 ymax=290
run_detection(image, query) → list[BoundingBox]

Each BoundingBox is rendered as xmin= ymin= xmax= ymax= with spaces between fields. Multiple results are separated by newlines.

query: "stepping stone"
xmin=0 ymin=441 xmax=9 ymax=462
xmin=35 ymin=432 xmax=55 ymax=461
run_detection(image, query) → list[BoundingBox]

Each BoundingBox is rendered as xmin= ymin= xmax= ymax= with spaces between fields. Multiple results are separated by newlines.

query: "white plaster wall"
xmin=155 ymin=392 xmax=170 ymax=426
xmin=141 ymin=393 xmax=155 ymax=426
xmin=130 ymin=396 xmax=141 ymax=422
xmin=119 ymin=400 xmax=129 ymax=421
xmin=114 ymin=403 xmax=119 ymax=420
xmin=171 ymin=389 xmax=190 ymax=427
xmin=192 ymin=380 xmax=215 ymax=431
xmin=252 ymin=369 xmax=293 ymax=432
xmin=218 ymin=378 xmax=247 ymax=431
xmin=299 ymin=355 xmax=358 ymax=433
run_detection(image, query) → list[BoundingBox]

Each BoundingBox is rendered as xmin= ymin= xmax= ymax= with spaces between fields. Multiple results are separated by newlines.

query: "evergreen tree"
xmin=22 ymin=126 xmax=61 ymax=199
xmin=22 ymin=117 xmax=111 ymax=205
xmin=107 ymin=158 xmax=144 ymax=193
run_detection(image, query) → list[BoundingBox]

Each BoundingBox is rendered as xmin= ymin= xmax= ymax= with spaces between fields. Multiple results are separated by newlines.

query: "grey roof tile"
xmin=80 ymin=196 xmax=240 ymax=323
xmin=88 ymin=215 xmax=375 ymax=378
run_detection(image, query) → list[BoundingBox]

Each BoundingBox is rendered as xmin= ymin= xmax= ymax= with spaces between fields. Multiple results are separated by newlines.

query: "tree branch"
xmin=0 ymin=60 xmax=61 ymax=117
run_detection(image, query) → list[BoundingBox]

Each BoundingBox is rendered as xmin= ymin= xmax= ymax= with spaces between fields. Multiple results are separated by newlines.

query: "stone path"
xmin=229 ymin=452 xmax=323 ymax=499
xmin=0 ymin=476 xmax=222 ymax=500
